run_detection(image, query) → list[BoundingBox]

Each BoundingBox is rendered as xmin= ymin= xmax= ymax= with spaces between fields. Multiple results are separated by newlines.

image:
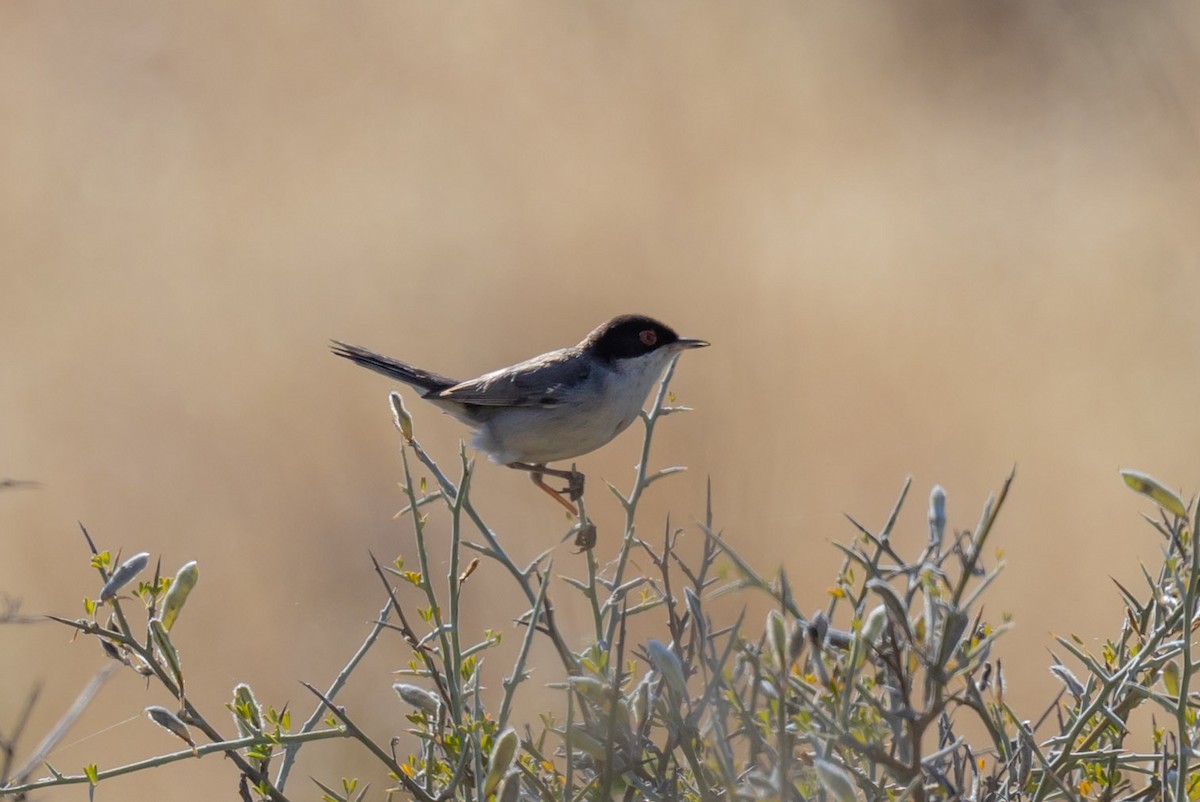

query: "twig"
xmin=6 ymin=664 xmax=119 ymax=788
xmin=1 ymin=728 xmax=343 ymax=797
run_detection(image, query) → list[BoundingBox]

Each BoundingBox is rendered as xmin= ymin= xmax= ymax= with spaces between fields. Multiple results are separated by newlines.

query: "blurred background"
xmin=3 ymin=2 xmax=1200 ymax=797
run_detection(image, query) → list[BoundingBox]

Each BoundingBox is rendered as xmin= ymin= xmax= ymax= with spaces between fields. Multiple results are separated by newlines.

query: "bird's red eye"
xmin=639 ymin=330 xmax=657 ymax=346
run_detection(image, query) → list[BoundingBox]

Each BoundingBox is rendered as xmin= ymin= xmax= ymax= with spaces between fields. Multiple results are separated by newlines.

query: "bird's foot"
xmin=563 ymin=470 xmax=585 ymax=502
xmin=509 ymin=462 xmax=587 ymax=515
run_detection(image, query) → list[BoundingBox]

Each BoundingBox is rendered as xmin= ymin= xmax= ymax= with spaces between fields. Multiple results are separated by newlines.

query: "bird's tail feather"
xmin=330 ymin=341 xmax=457 ymax=395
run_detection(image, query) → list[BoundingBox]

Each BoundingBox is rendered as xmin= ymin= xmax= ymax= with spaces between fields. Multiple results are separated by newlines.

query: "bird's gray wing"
xmin=435 ymin=349 xmax=585 ymax=408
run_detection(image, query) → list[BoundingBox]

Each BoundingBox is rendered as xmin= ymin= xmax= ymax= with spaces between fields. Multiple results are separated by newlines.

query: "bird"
xmin=331 ymin=314 xmax=709 ymax=514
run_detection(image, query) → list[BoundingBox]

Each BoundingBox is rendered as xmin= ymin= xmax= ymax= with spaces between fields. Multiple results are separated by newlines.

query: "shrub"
xmin=3 ymin=363 xmax=1196 ymax=801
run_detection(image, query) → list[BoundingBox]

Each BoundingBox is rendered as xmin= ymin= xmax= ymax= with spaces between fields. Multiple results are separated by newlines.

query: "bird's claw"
xmin=563 ymin=471 xmax=585 ymax=502
xmin=513 ymin=463 xmax=587 ymax=515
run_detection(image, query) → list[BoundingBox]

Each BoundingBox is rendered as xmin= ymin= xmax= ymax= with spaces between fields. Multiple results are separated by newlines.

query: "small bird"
xmin=332 ymin=314 xmax=709 ymax=513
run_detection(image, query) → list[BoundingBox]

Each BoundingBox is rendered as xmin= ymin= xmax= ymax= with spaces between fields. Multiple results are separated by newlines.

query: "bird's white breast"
xmin=473 ymin=349 xmax=677 ymax=465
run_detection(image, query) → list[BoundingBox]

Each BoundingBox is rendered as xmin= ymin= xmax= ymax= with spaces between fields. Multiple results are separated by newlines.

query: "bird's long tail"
xmin=330 ymin=341 xmax=458 ymax=395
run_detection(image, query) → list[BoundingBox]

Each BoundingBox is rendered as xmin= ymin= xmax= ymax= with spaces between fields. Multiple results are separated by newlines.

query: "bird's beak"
xmin=674 ymin=337 xmax=710 ymax=349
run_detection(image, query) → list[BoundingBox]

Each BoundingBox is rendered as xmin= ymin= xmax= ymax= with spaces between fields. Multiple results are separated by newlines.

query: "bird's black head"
xmin=582 ymin=314 xmax=708 ymax=362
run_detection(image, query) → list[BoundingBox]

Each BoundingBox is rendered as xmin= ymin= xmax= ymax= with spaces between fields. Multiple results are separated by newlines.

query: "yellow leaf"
xmin=1120 ymin=469 xmax=1188 ymax=518
xmin=1164 ymin=660 xmax=1181 ymax=697
xmin=390 ymin=392 xmax=414 ymax=441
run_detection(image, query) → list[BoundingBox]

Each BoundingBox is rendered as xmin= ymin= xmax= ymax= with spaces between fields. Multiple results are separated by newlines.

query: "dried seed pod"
xmin=150 ymin=618 xmax=185 ymax=697
xmin=645 ymin=640 xmax=686 ymax=697
xmin=392 ymin=683 xmax=440 ymax=715
xmin=765 ymin=610 xmax=788 ymax=670
xmin=1049 ymin=663 xmax=1085 ymax=700
xmin=145 ymin=705 xmax=196 ymax=753
xmin=483 ymin=728 xmax=518 ymax=797
xmin=158 ymin=561 xmax=199 ymax=631
xmin=861 ymin=605 xmax=887 ymax=650
xmin=928 ymin=485 xmax=947 ymax=549
xmin=808 ymin=610 xmax=830 ymax=650
xmin=97 ymin=637 xmax=125 ymax=664
xmin=496 ymin=772 xmax=521 ymax=802
xmin=787 ymin=619 xmax=806 ymax=666
xmin=99 ymin=552 xmax=150 ymax=603
xmin=814 ymin=758 xmax=858 ymax=802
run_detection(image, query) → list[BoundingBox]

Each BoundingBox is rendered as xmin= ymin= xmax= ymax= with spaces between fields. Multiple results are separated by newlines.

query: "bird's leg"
xmin=532 ymin=472 xmax=578 ymax=515
xmin=507 ymin=462 xmax=585 ymax=514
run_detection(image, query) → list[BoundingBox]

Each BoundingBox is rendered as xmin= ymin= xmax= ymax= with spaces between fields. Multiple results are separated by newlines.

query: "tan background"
xmin=4 ymin=3 xmax=1200 ymax=798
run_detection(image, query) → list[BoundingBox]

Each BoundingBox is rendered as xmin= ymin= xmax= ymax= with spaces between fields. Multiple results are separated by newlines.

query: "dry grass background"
xmin=3 ymin=3 xmax=1200 ymax=798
